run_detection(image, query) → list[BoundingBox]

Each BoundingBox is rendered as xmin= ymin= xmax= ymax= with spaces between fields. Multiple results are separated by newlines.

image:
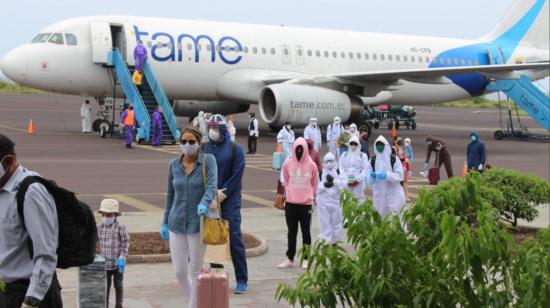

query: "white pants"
xmin=328 ymin=142 xmax=338 ymax=160
xmin=317 ymin=203 xmax=343 ymax=244
xmin=81 ymin=117 xmax=92 ymax=133
xmin=169 ymin=231 xmax=204 ymax=308
xmin=347 ymin=182 xmax=366 ymax=204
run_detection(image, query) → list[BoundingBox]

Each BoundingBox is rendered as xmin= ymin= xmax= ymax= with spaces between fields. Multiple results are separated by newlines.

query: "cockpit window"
xmin=31 ymin=33 xmax=52 ymax=43
xmin=49 ymin=33 xmax=64 ymax=45
xmin=65 ymin=34 xmax=78 ymax=46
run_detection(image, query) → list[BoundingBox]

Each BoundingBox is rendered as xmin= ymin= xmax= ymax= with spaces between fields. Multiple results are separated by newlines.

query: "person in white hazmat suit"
xmin=339 ymin=136 xmax=369 ymax=203
xmin=277 ymin=122 xmax=295 ymax=159
xmin=365 ymin=135 xmax=406 ymax=218
xmin=348 ymin=123 xmax=360 ymax=139
xmin=326 ymin=116 xmax=343 ymax=159
xmin=316 ymin=152 xmax=345 ymax=244
xmin=80 ymin=100 xmax=93 ymax=133
xmin=303 ymin=118 xmax=322 ymax=152
xmin=193 ymin=111 xmax=209 ymax=143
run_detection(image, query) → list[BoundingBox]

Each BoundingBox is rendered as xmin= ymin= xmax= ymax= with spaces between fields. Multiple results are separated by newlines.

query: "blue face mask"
xmin=471 ymin=135 xmax=477 ymax=142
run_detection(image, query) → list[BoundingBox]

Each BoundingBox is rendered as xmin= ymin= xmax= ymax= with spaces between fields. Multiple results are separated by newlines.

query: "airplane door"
xmin=296 ymin=45 xmax=304 ymax=65
xmin=485 ymin=44 xmax=505 ymax=65
xmin=90 ymin=21 xmax=113 ymax=63
xmin=282 ymin=45 xmax=291 ymax=64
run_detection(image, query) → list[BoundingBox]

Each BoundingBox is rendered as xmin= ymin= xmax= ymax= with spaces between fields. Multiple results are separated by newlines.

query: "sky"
xmin=0 ymin=0 xmax=547 ymax=89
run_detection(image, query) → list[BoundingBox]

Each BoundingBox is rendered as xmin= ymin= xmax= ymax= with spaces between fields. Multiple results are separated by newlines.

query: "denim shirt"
xmin=163 ymin=154 xmax=217 ymax=234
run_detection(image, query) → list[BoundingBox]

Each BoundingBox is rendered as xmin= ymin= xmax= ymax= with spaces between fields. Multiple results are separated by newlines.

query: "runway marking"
xmin=241 ymin=193 xmax=274 ymax=208
xmin=0 ymin=124 xmax=99 ymax=136
xmin=103 ymin=194 xmax=163 ymax=213
xmin=0 ymin=124 xmax=26 ymax=133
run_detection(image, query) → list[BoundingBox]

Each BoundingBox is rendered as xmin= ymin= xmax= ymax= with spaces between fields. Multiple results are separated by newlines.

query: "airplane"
xmin=0 ymin=0 xmax=548 ymax=131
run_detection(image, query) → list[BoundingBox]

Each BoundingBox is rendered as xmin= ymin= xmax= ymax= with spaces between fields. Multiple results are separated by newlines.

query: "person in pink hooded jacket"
xmin=277 ymin=137 xmax=319 ymax=269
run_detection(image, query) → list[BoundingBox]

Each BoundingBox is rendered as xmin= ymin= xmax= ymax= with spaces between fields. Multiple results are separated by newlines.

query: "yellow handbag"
xmin=202 ymin=156 xmax=229 ymax=245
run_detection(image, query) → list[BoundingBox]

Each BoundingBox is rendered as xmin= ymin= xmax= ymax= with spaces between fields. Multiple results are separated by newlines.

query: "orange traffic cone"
xmin=276 ymin=144 xmax=282 ymax=153
xmin=390 ymin=124 xmax=397 ymax=138
xmin=27 ymin=119 xmax=35 ymax=135
xmin=461 ymin=161 xmax=468 ymax=177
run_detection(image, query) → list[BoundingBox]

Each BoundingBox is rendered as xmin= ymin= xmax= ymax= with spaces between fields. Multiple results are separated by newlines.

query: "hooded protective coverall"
xmin=80 ymin=102 xmax=92 ymax=133
xmin=277 ymin=126 xmax=295 ymax=159
xmin=196 ymin=111 xmax=209 ymax=144
xmin=316 ymin=152 xmax=345 ymax=244
xmin=467 ymin=132 xmax=486 ymax=172
xmin=366 ymin=135 xmax=406 ymax=218
xmin=151 ymin=110 xmax=163 ymax=146
xmin=339 ymin=136 xmax=369 ymax=203
xmin=134 ymin=43 xmax=148 ymax=71
xmin=203 ymin=123 xmax=248 ymax=284
xmin=326 ymin=120 xmax=343 ymax=159
xmin=303 ymin=122 xmax=322 ymax=152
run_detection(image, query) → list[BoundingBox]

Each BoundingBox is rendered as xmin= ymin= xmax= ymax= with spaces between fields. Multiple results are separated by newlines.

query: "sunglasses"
xmin=180 ymin=139 xmax=197 ymax=145
xmin=349 ymin=142 xmax=359 ymax=146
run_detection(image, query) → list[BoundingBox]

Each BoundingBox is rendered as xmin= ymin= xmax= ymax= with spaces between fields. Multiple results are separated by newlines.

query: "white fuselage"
xmin=1 ymin=16 xmax=548 ymax=106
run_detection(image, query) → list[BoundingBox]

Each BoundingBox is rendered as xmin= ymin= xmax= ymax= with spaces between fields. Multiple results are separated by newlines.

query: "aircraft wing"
xmin=262 ymin=62 xmax=550 ymax=85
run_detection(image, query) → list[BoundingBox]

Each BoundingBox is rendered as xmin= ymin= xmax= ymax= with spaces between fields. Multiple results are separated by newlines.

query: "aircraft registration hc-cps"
xmin=0 ymin=0 xmax=548 ymax=129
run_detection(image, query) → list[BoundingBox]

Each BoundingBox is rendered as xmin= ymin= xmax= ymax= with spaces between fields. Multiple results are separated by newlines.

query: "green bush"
xmin=276 ymin=173 xmax=550 ymax=307
xmin=481 ymin=168 xmax=550 ymax=227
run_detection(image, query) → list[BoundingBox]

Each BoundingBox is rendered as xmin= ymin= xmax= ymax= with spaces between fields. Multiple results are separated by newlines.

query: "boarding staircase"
xmin=487 ymin=74 xmax=550 ymax=131
xmin=107 ymin=48 xmax=180 ymax=143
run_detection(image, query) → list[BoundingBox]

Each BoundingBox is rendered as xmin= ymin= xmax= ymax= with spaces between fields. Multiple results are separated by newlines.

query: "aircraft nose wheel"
xmin=99 ymin=120 xmax=111 ymax=138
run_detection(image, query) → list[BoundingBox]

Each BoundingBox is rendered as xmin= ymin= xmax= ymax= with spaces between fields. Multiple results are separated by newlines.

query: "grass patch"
xmin=0 ymin=82 xmax=49 ymax=94
xmin=436 ymin=97 xmax=528 ymax=115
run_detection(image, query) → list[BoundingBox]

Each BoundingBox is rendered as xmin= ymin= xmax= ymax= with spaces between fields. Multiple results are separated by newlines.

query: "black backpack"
xmin=16 ymin=176 xmax=97 ymax=269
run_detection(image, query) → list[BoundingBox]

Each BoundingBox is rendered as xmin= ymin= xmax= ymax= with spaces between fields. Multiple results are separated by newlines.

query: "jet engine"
xmin=172 ymin=100 xmax=250 ymax=117
xmin=259 ymin=84 xmax=363 ymax=127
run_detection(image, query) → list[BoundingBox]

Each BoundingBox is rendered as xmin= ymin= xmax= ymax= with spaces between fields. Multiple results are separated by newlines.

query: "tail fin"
xmin=484 ymin=0 xmax=549 ymax=50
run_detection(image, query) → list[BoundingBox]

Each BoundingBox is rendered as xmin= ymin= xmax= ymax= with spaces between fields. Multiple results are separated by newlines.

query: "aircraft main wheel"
xmin=395 ymin=121 xmax=400 ymax=130
xmin=99 ymin=120 xmax=111 ymax=138
xmin=92 ymin=119 xmax=102 ymax=132
xmin=373 ymin=121 xmax=380 ymax=130
xmin=494 ymin=130 xmax=504 ymax=140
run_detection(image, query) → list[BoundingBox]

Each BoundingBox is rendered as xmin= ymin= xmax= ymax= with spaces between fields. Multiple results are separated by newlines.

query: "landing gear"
xmin=99 ymin=120 xmax=111 ymax=138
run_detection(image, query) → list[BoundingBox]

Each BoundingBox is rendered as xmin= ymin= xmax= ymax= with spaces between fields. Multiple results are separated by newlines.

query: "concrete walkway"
xmin=57 ymin=204 xmax=549 ymax=307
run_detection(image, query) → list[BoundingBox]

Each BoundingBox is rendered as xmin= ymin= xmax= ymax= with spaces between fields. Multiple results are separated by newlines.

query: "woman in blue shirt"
xmin=160 ymin=127 xmax=217 ymax=308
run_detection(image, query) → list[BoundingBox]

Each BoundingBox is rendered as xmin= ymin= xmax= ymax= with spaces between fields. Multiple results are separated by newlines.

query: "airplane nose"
xmin=0 ymin=47 xmax=27 ymax=84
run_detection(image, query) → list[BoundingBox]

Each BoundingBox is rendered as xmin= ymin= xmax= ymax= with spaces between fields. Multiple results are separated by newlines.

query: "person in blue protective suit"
xmin=133 ymin=40 xmax=148 ymax=71
xmin=466 ymin=131 xmax=486 ymax=173
xmin=151 ymin=106 xmax=163 ymax=146
xmin=203 ymin=114 xmax=249 ymax=294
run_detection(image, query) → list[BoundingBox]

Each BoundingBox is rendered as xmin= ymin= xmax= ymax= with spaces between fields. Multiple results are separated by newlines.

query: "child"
xmin=316 ymin=152 xmax=345 ymax=244
xmin=97 ymin=199 xmax=129 ymax=308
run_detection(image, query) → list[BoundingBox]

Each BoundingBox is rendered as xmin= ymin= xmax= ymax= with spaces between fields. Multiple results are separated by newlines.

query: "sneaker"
xmin=234 ymin=282 xmax=248 ymax=294
xmin=301 ymin=260 xmax=308 ymax=269
xmin=277 ymin=259 xmax=295 ymax=268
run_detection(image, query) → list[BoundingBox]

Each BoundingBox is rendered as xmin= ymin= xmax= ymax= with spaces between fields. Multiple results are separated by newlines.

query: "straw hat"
xmin=98 ymin=199 xmax=121 ymax=216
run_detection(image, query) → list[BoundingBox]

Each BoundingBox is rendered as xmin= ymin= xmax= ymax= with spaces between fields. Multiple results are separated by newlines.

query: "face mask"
xmin=324 ymin=161 xmax=336 ymax=170
xmin=350 ymin=128 xmax=356 ymax=133
xmin=405 ymin=141 xmax=410 ymax=147
xmin=0 ymin=156 xmax=6 ymax=179
xmin=376 ymin=143 xmax=385 ymax=153
xmin=102 ymin=217 xmax=115 ymax=225
xmin=180 ymin=143 xmax=199 ymax=156
xmin=286 ymin=125 xmax=292 ymax=130
xmin=334 ymin=120 xmax=340 ymax=125
xmin=350 ymin=145 xmax=359 ymax=152
xmin=470 ymin=135 xmax=477 ymax=142
xmin=208 ymin=129 xmax=221 ymax=142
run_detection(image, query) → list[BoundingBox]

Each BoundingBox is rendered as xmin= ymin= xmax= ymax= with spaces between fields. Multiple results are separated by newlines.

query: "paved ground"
xmin=0 ymin=94 xmax=549 ymax=307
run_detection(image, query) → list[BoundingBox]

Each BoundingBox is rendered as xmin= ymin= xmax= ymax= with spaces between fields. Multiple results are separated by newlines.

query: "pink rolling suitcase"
xmin=197 ymin=268 xmax=229 ymax=308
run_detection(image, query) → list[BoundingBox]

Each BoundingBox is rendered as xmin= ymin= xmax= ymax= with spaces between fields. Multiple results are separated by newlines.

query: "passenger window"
xmin=453 ymin=58 xmax=459 ymax=65
xmin=395 ymin=55 xmax=400 ymax=61
xmin=380 ymin=54 xmax=385 ymax=61
xmin=261 ymin=47 xmax=266 ymax=54
xmin=324 ymin=51 xmax=329 ymax=58
xmin=297 ymin=49 xmax=303 ymax=56
xmin=271 ymin=48 xmax=276 ymax=55
xmin=332 ymin=51 xmax=337 ymax=58
xmin=387 ymin=55 xmax=392 ymax=61
xmin=49 ymin=33 xmax=64 ymax=45
xmin=283 ymin=47 xmax=289 ymax=56
xmin=349 ymin=52 xmax=354 ymax=59
xmin=447 ymin=58 xmax=452 ymax=65
xmin=65 ymin=34 xmax=78 ymax=46
xmin=425 ymin=56 xmax=430 ymax=63
xmin=341 ymin=51 xmax=345 ymax=58
xmin=403 ymin=55 xmax=407 ymax=62
xmin=31 ymin=33 xmax=52 ymax=43
xmin=418 ymin=56 xmax=422 ymax=62
xmin=252 ymin=47 xmax=258 ymax=54
xmin=475 ymin=59 xmax=480 ymax=65
xmin=316 ymin=50 xmax=321 ymax=57
xmin=206 ymin=44 xmax=211 ymax=51
xmin=411 ymin=55 xmax=415 ymax=62
xmin=147 ymin=41 xmax=153 ymax=48
xmin=373 ymin=54 xmax=378 ymax=60
xmin=307 ymin=50 xmax=312 ymax=57
xmin=460 ymin=59 xmax=466 ymax=65
xmin=187 ymin=43 xmax=192 ymax=50
xmin=365 ymin=53 xmax=369 ymax=60
xmin=244 ymin=46 xmax=249 ymax=53
xmin=357 ymin=53 xmax=362 ymax=59
xmin=439 ymin=57 xmax=444 ymax=64
xmin=468 ymin=59 xmax=473 ymax=66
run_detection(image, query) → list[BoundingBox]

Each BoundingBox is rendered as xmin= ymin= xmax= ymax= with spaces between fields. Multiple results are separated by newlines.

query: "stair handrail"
xmin=142 ymin=61 xmax=182 ymax=141
xmin=108 ymin=48 xmax=151 ymax=141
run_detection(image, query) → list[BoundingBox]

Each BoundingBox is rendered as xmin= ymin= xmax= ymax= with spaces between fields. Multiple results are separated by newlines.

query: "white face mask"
xmin=349 ymin=144 xmax=359 ymax=152
xmin=324 ymin=161 xmax=336 ymax=170
xmin=102 ymin=217 xmax=115 ymax=225
xmin=0 ymin=156 xmax=9 ymax=179
xmin=180 ymin=143 xmax=199 ymax=156
xmin=286 ymin=125 xmax=291 ymax=130
xmin=208 ymin=129 xmax=221 ymax=142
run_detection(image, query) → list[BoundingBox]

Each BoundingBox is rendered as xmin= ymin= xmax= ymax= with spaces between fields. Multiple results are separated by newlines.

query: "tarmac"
xmin=0 ymin=94 xmax=549 ymax=307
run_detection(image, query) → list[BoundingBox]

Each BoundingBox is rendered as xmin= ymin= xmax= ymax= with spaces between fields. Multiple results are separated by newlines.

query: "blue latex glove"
xmin=377 ymin=171 xmax=387 ymax=180
xmin=423 ymin=162 xmax=429 ymax=170
xmin=160 ymin=224 xmax=169 ymax=241
xmin=116 ymin=257 xmax=127 ymax=273
xmin=197 ymin=203 xmax=208 ymax=216
xmin=369 ymin=172 xmax=377 ymax=179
